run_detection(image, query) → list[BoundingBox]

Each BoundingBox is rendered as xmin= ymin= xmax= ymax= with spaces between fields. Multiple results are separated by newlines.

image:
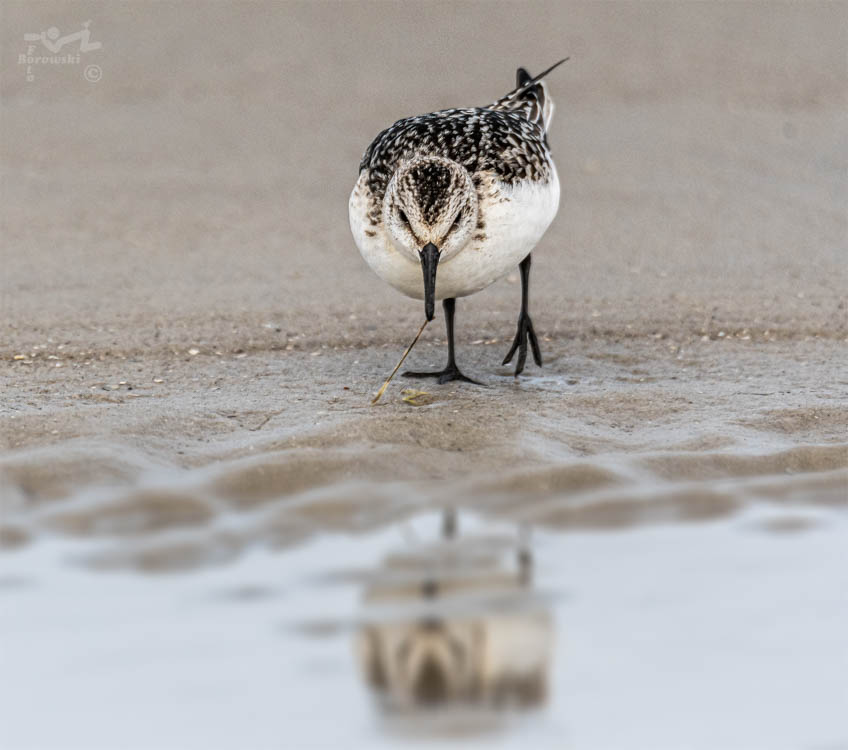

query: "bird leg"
xmin=403 ymin=298 xmax=483 ymax=384
xmin=503 ymin=253 xmax=542 ymax=376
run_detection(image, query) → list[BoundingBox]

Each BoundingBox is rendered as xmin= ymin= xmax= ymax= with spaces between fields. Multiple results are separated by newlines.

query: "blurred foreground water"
xmin=2 ymin=500 xmax=846 ymax=749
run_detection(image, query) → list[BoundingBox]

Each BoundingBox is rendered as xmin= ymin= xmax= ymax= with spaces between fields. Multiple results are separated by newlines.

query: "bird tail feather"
xmin=489 ymin=58 xmax=568 ymax=134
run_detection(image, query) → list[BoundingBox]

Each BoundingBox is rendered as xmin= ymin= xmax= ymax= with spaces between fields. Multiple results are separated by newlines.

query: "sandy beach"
xmin=1 ymin=2 xmax=847 ymax=748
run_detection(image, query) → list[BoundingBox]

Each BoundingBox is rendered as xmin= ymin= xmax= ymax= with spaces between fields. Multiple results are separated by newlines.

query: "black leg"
xmin=502 ymin=253 xmax=543 ymax=376
xmin=517 ymin=524 xmax=533 ymax=586
xmin=442 ymin=508 xmax=457 ymax=539
xmin=403 ymin=298 xmax=483 ymax=384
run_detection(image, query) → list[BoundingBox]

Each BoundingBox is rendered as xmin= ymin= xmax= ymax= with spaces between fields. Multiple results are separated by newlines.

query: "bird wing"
xmin=358 ymin=108 xmax=554 ymax=205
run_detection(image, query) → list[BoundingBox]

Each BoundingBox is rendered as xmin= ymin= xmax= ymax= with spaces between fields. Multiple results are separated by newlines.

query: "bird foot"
xmin=402 ymin=363 xmax=483 ymax=385
xmin=502 ymin=311 xmax=543 ymax=376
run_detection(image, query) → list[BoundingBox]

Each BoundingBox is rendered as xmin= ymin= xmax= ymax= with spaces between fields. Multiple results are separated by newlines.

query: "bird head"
xmin=383 ymin=156 xmax=478 ymax=320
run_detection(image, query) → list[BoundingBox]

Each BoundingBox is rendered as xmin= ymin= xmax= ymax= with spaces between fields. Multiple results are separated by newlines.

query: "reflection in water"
xmin=355 ymin=510 xmax=553 ymax=721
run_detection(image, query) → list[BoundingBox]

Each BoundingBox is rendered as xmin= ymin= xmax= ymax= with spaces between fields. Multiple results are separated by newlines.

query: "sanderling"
xmin=350 ymin=60 xmax=566 ymax=382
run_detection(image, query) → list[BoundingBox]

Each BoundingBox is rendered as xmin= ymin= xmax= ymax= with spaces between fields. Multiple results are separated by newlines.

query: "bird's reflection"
xmin=355 ymin=510 xmax=553 ymax=716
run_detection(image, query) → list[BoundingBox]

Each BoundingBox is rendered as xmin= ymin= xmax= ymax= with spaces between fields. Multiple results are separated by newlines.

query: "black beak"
xmin=419 ymin=242 xmax=440 ymax=321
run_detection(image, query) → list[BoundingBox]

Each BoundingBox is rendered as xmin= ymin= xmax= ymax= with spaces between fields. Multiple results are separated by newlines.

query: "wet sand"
xmin=2 ymin=336 xmax=847 ymax=573
xmin=1 ymin=2 xmax=847 ymax=748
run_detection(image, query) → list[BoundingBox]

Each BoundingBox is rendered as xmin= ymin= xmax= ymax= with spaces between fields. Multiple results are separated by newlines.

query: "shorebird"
xmin=349 ymin=60 xmax=566 ymax=383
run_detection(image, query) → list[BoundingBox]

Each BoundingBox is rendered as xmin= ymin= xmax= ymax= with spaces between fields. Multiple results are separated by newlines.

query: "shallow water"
xmin=2 ymin=509 xmax=847 ymax=749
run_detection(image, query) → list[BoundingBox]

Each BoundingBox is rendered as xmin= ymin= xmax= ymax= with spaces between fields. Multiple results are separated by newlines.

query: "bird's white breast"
xmin=349 ymin=168 xmax=560 ymax=301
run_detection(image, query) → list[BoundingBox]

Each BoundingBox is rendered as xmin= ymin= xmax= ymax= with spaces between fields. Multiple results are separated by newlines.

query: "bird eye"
xmin=399 ymin=210 xmax=410 ymax=227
